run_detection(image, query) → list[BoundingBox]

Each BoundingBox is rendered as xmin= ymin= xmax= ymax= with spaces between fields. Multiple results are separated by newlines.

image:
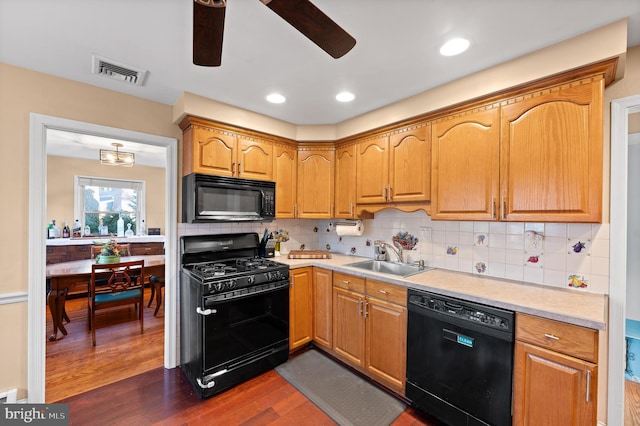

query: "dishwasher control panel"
xmin=409 ymin=291 xmax=513 ymax=331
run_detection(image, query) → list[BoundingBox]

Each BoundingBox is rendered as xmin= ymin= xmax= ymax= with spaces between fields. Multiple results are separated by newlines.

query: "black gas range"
xmin=180 ymin=233 xmax=290 ymax=399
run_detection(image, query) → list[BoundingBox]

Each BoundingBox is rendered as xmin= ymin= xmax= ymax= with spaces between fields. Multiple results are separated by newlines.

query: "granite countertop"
xmin=46 ymin=235 xmax=165 ymax=246
xmin=278 ymin=253 xmax=608 ymax=330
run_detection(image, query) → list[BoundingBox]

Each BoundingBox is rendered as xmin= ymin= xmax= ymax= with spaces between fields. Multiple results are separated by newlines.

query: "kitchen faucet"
xmin=374 ymin=240 xmax=403 ymax=263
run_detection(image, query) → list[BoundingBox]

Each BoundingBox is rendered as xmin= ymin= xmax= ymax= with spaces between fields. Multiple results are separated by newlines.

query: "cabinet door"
xmin=237 ymin=137 xmax=273 ymax=181
xmin=128 ymin=242 xmax=164 ymax=256
xmin=273 ymin=144 xmax=297 ymax=218
xmin=289 ymin=268 xmax=313 ymax=351
xmin=46 ymin=246 xmax=69 ymax=264
xmin=500 ymin=78 xmax=603 ymax=222
xmin=356 ymin=137 xmax=389 ymax=204
xmin=365 ymin=297 xmax=407 ymax=393
xmin=297 ymin=149 xmax=335 ymax=219
xmin=389 ymin=125 xmax=431 ymax=203
xmin=513 ymin=341 xmax=597 ymax=426
xmin=192 ymin=126 xmax=236 ymax=177
xmin=67 ymin=244 xmax=92 ymax=261
xmin=312 ymin=268 xmax=333 ymax=350
xmin=333 ymin=287 xmax=365 ymax=367
xmin=334 ymin=144 xmax=357 ymax=218
xmin=431 ymin=107 xmax=500 ymax=220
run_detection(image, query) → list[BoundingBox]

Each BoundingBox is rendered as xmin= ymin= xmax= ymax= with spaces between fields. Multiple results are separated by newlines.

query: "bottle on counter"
xmin=72 ymin=219 xmax=82 ymax=238
xmin=62 ymin=221 xmax=70 ymax=238
xmin=52 ymin=219 xmax=61 ymax=238
xmin=117 ymin=216 xmax=125 ymax=237
xmin=137 ymin=219 xmax=146 ymax=236
xmin=47 ymin=221 xmax=55 ymax=239
xmin=125 ymin=223 xmax=134 ymax=237
xmin=99 ymin=220 xmax=108 ymax=235
xmin=83 ymin=224 xmax=91 ymax=237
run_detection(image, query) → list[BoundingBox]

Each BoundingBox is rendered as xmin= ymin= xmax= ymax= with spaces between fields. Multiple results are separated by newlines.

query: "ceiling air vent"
xmin=91 ymin=54 xmax=147 ymax=86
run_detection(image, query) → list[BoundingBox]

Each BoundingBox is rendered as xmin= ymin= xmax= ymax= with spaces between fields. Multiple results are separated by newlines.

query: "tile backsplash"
xmin=178 ymin=209 xmax=610 ymax=295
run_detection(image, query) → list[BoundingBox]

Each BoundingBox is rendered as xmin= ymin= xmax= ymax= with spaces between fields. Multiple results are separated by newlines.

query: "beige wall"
xmin=46 ymin=156 xmax=166 ymax=234
xmin=0 ymin=62 xmax=180 ymax=399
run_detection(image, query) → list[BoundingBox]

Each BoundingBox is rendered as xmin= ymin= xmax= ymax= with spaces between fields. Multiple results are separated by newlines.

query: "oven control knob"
xmin=215 ymin=282 xmax=225 ymax=292
xmin=247 ymin=275 xmax=255 ymax=285
xmin=227 ymin=279 xmax=237 ymax=289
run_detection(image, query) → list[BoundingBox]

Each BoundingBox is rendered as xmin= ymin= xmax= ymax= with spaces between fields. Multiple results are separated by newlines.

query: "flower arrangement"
xmin=273 ymin=229 xmax=290 ymax=243
xmin=99 ymin=239 xmax=127 ymax=257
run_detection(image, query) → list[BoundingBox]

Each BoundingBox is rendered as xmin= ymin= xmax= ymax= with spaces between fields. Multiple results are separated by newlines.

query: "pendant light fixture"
xmin=100 ymin=142 xmax=135 ymax=167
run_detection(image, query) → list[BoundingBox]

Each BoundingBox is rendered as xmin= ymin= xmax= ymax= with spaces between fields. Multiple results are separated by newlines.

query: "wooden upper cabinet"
xmin=389 ymin=125 xmax=431 ymax=203
xmin=431 ymin=107 xmax=500 ymax=220
xmin=335 ymin=144 xmax=357 ymax=218
xmin=273 ymin=143 xmax=297 ymax=218
xmin=501 ymin=77 xmax=603 ymax=222
xmin=236 ymin=137 xmax=273 ymax=180
xmin=180 ymin=116 xmax=273 ymax=180
xmin=356 ymin=137 xmax=389 ymax=204
xmin=191 ymin=126 xmax=236 ymax=177
xmin=297 ymin=148 xmax=335 ymax=218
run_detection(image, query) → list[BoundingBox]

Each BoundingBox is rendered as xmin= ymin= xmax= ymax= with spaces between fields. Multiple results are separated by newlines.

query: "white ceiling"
xmin=2 ymin=0 xmax=640 ymax=160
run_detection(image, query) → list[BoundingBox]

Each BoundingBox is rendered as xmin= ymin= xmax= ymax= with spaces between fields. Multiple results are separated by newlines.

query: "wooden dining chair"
xmin=147 ymin=275 xmax=165 ymax=316
xmin=88 ymin=259 xmax=144 ymax=346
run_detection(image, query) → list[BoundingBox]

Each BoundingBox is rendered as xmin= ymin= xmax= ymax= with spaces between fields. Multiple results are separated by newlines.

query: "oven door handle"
xmin=196 ymin=307 xmax=217 ymax=316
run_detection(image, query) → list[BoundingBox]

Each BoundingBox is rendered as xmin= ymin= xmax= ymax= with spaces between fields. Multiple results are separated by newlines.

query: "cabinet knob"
xmin=379 ymin=289 xmax=388 ymax=295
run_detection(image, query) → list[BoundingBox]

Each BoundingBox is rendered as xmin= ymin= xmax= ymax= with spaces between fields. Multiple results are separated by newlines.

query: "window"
xmin=74 ymin=176 xmax=146 ymax=236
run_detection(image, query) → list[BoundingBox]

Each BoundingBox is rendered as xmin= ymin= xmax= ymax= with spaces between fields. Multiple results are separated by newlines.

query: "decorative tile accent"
xmin=568 ymin=238 xmax=590 ymax=255
xmin=313 ymin=227 xmax=318 ymax=232
xmin=568 ymin=274 xmax=588 ymax=288
xmin=393 ymin=231 xmax=419 ymax=250
xmin=299 ymin=244 xmax=306 ymax=250
xmin=474 ymin=261 xmax=487 ymax=274
xmin=350 ymin=247 xmax=357 ymax=254
xmin=474 ymin=233 xmax=488 ymax=247
xmin=366 ymin=239 xmax=372 ymax=246
xmin=447 ymin=246 xmax=458 ymax=255
xmin=326 ymin=244 xmax=331 ymax=250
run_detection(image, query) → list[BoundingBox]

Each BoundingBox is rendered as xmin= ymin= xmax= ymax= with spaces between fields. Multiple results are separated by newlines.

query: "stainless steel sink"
xmin=345 ymin=260 xmax=432 ymax=278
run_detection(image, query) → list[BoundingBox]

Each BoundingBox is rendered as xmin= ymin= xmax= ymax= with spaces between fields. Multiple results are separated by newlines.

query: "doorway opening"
xmin=28 ymin=113 xmax=178 ymax=402
xmin=609 ymin=94 xmax=640 ymax=425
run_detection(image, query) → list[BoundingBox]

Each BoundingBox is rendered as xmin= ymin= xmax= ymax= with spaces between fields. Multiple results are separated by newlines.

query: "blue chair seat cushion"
xmin=95 ymin=288 xmax=142 ymax=304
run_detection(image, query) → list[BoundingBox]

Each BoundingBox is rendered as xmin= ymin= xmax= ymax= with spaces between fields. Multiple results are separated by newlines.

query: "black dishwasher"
xmin=406 ymin=288 xmax=515 ymax=426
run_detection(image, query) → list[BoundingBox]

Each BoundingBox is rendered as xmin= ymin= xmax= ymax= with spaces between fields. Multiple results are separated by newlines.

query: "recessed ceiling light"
xmin=439 ymin=38 xmax=470 ymax=56
xmin=266 ymin=93 xmax=286 ymax=104
xmin=336 ymin=92 xmax=355 ymax=102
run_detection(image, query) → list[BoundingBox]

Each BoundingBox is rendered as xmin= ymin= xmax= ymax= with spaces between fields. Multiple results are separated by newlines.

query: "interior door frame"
xmin=27 ymin=113 xmax=179 ymax=402
xmin=609 ymin=94 xmax=640 ymax=425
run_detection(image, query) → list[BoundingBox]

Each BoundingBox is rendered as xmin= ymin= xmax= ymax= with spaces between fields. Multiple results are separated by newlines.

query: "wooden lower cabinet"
xmin=289 ymin=267 xmax=313 ymax=351
xmin=513 ymin=313 xmax=598 ymax=426
xmin=312 ymin=268 xmax=333 ymax=350
xmin=365 ymin=295 xmax=407 ymax=393
xmin=333 ymin=286 xmax=366 ymax=367
xmin=331 ymin=272 xmax=407 ymax=394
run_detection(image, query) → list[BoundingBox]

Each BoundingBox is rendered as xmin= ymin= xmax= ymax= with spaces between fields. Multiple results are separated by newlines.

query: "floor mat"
xmin=275 ymin=350 xmax=407 ymax=426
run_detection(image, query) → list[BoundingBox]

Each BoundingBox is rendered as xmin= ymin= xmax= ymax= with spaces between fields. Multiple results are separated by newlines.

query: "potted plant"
xmin=96 ymin=239 xmax=126 ymax=264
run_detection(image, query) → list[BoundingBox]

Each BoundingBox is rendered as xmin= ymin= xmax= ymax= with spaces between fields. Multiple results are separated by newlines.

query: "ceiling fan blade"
xmin=193 ymin=0 xmax=226 ymax=67
xmin=260 ymin=0 xmax=356 ymax=59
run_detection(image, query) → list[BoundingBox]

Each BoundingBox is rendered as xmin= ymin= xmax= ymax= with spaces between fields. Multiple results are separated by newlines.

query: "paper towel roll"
xmin=335 ymin=220 xmax=364 ymax=236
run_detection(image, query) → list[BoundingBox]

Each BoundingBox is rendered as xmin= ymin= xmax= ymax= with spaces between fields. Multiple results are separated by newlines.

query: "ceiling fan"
xmin=193 ymin=0 xmax=356 ymax=66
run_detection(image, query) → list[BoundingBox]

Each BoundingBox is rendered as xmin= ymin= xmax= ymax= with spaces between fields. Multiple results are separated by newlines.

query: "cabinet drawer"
xmin=333 ymin=272 xmax=365 ymax=294
xmin=46 ymin=246 xmax=68 ymax=264
xmin=68 ymin=244 xmax=92 ymax=260
xmin=366 ymin=279 xmax=407 ymax=307
xmin=516 ymin=313 xmax=597 ymax=362
xmin=129 ymin=242 xmax=164 ymax=256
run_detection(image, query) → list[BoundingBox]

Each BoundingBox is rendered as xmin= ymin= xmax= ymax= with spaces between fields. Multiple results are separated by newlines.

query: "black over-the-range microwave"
xmin=182 ymin=173 xmax=276 ymax=223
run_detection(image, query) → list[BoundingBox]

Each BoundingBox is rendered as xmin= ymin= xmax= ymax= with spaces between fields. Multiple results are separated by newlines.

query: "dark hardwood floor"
xmin=48 ymin=291 xmax=439 ymax=425
xmin=46 ymin=287 xmax=165 ymax=402
xmin=59 ymin=366 xmax=439 ymax=426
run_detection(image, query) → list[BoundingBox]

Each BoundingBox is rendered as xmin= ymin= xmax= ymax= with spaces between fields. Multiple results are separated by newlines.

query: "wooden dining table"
xmin=46 ymin=255 xmax=165 ymax=342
